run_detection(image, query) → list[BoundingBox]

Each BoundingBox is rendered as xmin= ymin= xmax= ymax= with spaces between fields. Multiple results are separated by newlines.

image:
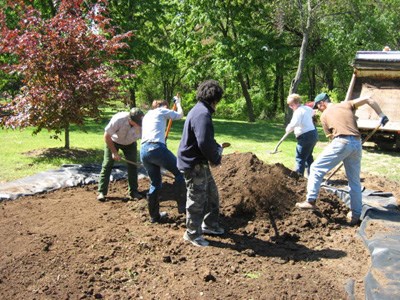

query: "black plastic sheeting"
xmin=0 ymin=163 xmax=147 ymax=201
xmin=0 ymin=166 xmax=399 ymax=299
xmin=323 ymin=185 xmax=400 ymax=300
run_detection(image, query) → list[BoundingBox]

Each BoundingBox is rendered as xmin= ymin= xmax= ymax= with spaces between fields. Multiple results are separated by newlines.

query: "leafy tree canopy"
xmin=0 ymin=0 xmax=136 ymax=147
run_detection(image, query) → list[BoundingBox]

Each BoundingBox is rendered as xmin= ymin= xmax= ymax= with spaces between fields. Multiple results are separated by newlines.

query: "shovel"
xmin=268 ymin=132 xmax=290 ymax=154
xmin=120 ymin=158 xmax=175 ymax=180
xmin=120 ymin=157 xmax=143 ymax=167
xmin=165 ymin=93 xmax=179 ymax=141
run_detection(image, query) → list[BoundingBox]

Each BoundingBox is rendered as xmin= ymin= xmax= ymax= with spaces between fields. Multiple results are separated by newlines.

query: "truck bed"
xmin=345 ymin=51 xmax=400 ymax=150
xmin=351 ymin=78 xmax=400 ymax=132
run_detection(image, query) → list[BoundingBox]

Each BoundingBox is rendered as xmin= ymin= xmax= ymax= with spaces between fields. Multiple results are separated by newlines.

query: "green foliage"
xmin=0 ymin=0 xmax=134 ymax=148
xmin=215 ymin=98 xmax=247 ymax=120
xmin=2 ymin=0 xmax=400 ymax=125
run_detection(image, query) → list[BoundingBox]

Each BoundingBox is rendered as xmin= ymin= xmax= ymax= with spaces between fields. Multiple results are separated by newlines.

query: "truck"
xmin=345 ymin=50 xmax=400 ymax=150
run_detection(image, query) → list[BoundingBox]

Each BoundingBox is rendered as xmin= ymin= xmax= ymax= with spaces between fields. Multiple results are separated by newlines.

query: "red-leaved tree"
xmin=0 ymin=0 xmax=136 ymax=148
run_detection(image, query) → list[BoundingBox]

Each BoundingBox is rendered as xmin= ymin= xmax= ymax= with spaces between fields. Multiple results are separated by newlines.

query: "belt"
xmin=335 ymin=135 xmax=361 ymax=140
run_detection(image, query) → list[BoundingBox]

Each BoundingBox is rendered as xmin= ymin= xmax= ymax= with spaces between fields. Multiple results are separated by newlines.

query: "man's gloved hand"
xmin=217 ymin=144 xmax=223 ymax=156
xmin=173 ymin=95 xmax=181 ymax=104
xmin=380 ymin=115 xmax=389 ymax=127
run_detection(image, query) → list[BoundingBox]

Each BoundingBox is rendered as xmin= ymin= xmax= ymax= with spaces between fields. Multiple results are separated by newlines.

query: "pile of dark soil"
xmin=0 ymin=152 xmax=372 ymax=299
xmin=214 ymin=153 xmax=350 ymax=242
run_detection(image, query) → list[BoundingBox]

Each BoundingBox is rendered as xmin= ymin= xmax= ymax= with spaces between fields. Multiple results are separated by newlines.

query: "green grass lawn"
xmin=1 ymin=118 xmax=399 ymax=183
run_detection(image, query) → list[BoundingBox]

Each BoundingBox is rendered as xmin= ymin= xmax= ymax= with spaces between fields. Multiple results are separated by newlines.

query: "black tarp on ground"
xmin=0 ymin=163 xmax=147 ymax=201
xmin=324 ymin=185 xmax=400 ymax=300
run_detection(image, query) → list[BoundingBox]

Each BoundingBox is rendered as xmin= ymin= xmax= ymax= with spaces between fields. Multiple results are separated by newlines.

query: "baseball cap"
xmin=129 ymin=107 xmax=144 ymax=126
xmin=313 ymin=93 xmax=329 ymax=109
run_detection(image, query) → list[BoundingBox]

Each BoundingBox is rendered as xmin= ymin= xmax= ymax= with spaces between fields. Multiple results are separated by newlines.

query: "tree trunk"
xmin=48 ymin=0 xmax=58 ymax=16
xmin=308 ymin=65 xmax=316 ymax=101
xmin=272 ymin=63 xmax=280 ymax=116
xmin=129 ymin=87 xmax=136 ymax=108
xmin=325 ymin=65 xmax=334 ymax=90
xmin=163 ymin=81 xmax=174 ymax=104
xmin=246 ymin=74 xmax=251 ymax=90
xmin=64 ymin=124 xmax=70 ymax=149
xmin=238 ymin=72 xmax=255 ymax=122
xmin=163 ymin=80 xmax=168 ymax=102
xmin=279 ymin=71 xmax=285 ymax=112
xmin=289 ymin=0 xmax=312 ymax=95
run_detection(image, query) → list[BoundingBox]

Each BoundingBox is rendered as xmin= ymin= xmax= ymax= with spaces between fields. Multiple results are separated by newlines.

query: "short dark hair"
xmin=196 ymin=80 xmax=223 ymax=104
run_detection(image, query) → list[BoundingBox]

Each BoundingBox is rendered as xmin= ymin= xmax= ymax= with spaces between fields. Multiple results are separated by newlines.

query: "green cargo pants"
xmin=98 ymin=141 xmax=139 ymax=196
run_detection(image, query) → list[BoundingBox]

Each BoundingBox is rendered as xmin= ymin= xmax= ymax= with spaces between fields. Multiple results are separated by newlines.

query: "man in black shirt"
xmin=177 ymin=80 xmax=224 ymax=247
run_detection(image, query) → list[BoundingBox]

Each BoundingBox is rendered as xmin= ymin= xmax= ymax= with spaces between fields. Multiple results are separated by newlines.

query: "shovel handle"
xmin=361 ymin=123 xmax=382 ymax=145
xmin=325 ymin=123 xmax=381 ymax=182
xmin=165 ymin=103 xmax=177 ymax=140
xmin=121 ymin=158 xmax=175 ymax=179
xmin=120 ymin=158 xmax=142 ymax=167
xmin=272 ymin=132 xmax=290 ymax=153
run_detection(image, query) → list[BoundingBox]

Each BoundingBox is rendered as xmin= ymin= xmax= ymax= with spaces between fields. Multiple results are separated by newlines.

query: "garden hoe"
xmin=268 ymin=132 xmax=290 ymax=154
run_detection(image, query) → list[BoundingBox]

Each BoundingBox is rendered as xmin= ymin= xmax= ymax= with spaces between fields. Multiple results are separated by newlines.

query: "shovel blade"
xmin=267 ymin=150 xmax=281 ymax=154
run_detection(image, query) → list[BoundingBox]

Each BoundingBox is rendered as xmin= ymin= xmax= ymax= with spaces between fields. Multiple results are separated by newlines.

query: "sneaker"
xmin=202 ymin=226 xmax=225 ymax=235
xmin=183 ymin=232 xmax=209 ymax=247
xmin=295 ymin=200 xmax=316 ymax=209
xmin=97 ymin=192 xmax=106 ymax=202
xmin=129 ymin=191 xmax=144 ymax=200
xmin=150 ymin=211 xmax=168 ymax=223
xmin=346 ymin=211 xmax=361 ymax=226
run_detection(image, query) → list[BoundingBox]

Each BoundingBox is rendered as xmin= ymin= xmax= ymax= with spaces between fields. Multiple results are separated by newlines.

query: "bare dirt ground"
xmin=0 ymin=152 xmax=399 ymax=299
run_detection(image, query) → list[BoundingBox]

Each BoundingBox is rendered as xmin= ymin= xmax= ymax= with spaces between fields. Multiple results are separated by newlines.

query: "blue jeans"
xmin=307 ymin=136 xmax=362 ymax=217
xmin=295 ymin=129 xmax=318 ymax=176
xmin=140 ymin=142 xmax=184 ymax=195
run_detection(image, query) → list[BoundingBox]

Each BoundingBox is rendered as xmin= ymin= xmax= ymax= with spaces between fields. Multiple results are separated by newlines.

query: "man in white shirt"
xmin=285 ymin=94 xmax=318 ymax=176
xmin=97 ymin=108 xmax=144 ymax=201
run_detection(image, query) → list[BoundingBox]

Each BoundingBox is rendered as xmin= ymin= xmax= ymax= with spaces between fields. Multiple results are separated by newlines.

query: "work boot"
xmin=176 ymin=182 xmax=187 ymax=214
xmin=346 ymin=211 xmax=361 ymax=226
xmin=129 ymin=190 xmax=144 ymax=201
xmin=183 ymin=231 xmax=209 ymax=247
xmin=147 ymin=192 xmax=167 ymax=223
xmin=295 ymin=200 xmax=316 ymax=210
xmin=202 ymin=225 xmax=225 ymax=235
xmin=97 ymin=192 xmax=106 ymax=202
